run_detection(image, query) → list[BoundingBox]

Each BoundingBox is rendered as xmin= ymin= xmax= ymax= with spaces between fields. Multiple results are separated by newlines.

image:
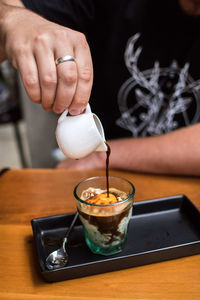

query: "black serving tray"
xmin=31 ymin=195 xmax=200 ymax=282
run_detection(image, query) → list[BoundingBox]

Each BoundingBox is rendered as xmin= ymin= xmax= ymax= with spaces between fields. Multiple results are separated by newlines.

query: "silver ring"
xmin=55 ymin=55 xmax=75 ymax=66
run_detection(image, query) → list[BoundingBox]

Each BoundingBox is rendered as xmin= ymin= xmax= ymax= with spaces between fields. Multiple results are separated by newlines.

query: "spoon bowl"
xmin=45 ymin=212 xmax=79 ymax=270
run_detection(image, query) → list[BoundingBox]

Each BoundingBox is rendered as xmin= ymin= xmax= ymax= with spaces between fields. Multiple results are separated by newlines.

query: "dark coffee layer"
xmin=78 ymin=205 xmax=131 ymax=244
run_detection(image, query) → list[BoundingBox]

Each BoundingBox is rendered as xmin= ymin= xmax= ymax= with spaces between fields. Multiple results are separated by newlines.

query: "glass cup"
xmin=74 ymin=176 xmax=135 ymax=256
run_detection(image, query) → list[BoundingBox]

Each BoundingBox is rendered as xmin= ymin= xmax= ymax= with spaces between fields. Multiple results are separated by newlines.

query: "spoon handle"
xmin=62 ymin=212 xmax=79 ymax=247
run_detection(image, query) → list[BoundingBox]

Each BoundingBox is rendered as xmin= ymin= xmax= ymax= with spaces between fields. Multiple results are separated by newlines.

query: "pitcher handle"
xmin=58 ymin=103 xmax=91 ymax=124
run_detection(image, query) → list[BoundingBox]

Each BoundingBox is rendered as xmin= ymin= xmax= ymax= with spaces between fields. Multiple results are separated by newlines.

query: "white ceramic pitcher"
xmin=55 ymin=104 xmax=107 ymax=159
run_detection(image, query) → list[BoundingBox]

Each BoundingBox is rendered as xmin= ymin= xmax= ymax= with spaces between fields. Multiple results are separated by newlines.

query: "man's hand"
xmin=0 ymin=1 xmax=93 ymax=114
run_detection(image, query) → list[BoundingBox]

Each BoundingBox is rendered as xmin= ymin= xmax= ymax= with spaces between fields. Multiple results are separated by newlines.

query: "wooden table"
xmin=0 ymin=169 xmax=200 ymax=299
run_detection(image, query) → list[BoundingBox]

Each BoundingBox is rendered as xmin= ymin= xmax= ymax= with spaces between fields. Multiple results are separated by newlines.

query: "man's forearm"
xmin=108 ymin=123 xmax=200 ymax=176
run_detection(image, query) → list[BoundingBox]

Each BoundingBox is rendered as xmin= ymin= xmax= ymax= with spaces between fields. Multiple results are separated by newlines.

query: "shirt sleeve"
xmin=21 ymin=0 xmax=96 ymax=34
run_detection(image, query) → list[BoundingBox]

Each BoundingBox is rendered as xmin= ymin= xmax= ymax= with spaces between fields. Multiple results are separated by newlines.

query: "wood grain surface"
xmin=0 ymin=169 xmax=200 ymax=299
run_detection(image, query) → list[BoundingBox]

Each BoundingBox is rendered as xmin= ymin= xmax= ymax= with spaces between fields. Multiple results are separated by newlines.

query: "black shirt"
xmin=22 ymin=0 xmax=200 ymax=139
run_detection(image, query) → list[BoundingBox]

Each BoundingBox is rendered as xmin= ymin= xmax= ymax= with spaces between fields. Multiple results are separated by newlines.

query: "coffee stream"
xmin=105 ymin=142 xmax=111 ymax=198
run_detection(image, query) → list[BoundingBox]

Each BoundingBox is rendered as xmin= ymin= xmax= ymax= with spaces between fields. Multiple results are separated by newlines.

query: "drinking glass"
xmin=74 ymin=176 xmax=135 ymax=256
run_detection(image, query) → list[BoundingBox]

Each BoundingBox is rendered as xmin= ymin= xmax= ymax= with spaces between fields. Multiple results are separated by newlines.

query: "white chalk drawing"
xmin=116 ymin=33 xmax=200 ymax=136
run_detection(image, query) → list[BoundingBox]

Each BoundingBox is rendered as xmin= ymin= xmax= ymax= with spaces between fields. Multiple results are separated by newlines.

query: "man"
xmin=0 ymin=0 xmax=200 ymax=175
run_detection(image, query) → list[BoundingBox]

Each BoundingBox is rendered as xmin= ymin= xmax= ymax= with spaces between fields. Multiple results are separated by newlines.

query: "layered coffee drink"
xmin=74 ymin=177 xmax=135 ymax=255
xmin=78 ymin=187 xmax=132 ymax=255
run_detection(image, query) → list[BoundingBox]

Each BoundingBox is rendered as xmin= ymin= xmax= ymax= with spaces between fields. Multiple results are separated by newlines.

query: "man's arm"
xmin=57 ymin=123 xmax=200 ymax=176
xmin=0 ymin=0 xmax=93 ymax=115
xmin=108 ymin=123 xmax=200 ymax=176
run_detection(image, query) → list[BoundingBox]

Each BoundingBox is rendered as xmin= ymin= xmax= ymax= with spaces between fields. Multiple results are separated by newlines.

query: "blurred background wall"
xmin=0 ymin=61 xmax=30 ymax=169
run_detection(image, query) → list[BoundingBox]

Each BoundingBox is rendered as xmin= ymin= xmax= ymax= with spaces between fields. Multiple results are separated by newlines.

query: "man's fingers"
xmin=53 ymin=32 xmax=93 ymax=115
xmin=34 ymin=46 xmax=57 ymax=111
xmin=53 ymin=56 xmax=78 ymax=113
xmin=16 ymin=53 xmax=41 ymax=104
xmin=69 ymin=34 xmax=93 ymax=114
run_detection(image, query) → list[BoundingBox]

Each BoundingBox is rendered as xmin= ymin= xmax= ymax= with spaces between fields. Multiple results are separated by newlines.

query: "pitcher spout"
xmin=96 ymin=141 xmax=108 ymax=152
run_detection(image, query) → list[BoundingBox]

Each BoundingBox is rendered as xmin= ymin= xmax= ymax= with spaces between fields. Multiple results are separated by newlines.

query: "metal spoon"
xmin=45 ymin=212 xmax=79 ymax=270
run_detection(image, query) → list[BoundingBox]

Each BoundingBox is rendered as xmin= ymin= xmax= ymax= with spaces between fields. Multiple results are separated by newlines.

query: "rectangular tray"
xmin=31 ymin=195 xmax=200 ymax=282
